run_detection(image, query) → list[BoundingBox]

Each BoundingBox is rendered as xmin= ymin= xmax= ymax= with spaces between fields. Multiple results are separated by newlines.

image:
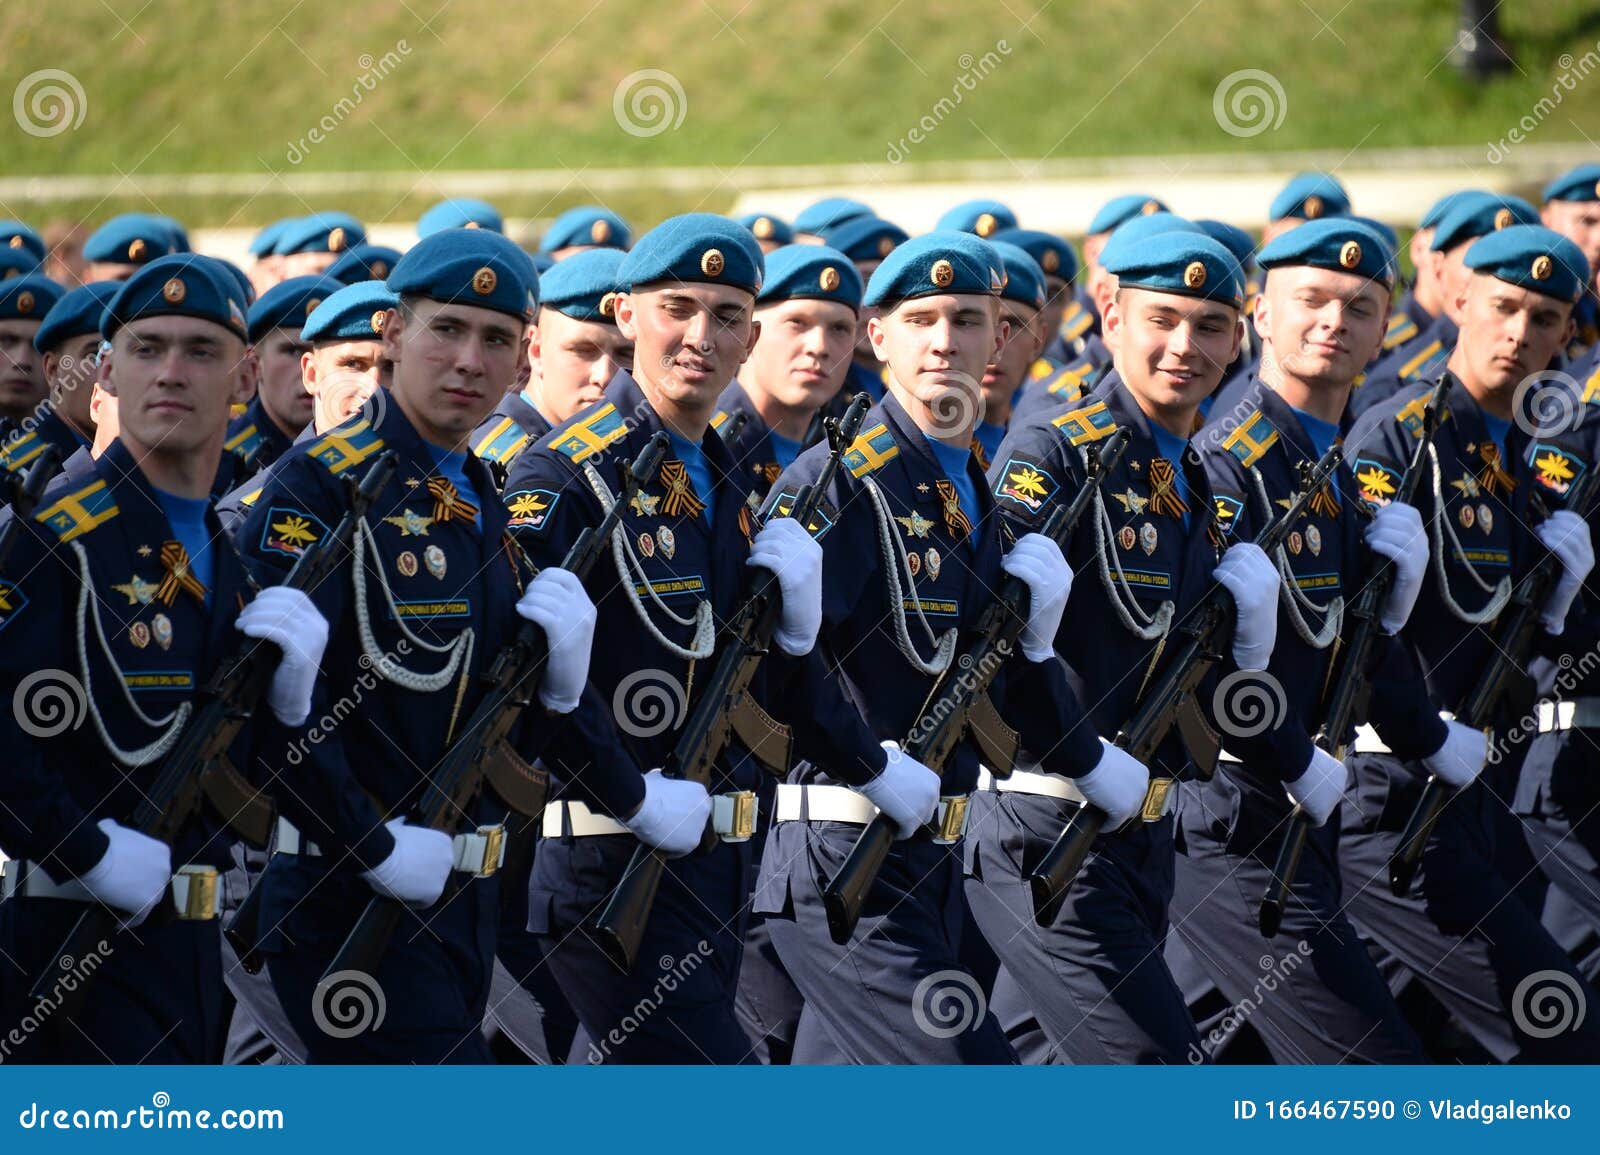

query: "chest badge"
xmin=424 ymin=545 xmax=448 ymax=579
xmin=896 ymin=510 xmax=935 ymax=538
xmin=925 ymin=547 xmax=942 ymax=579
xmin=384 ymin=508 xmax=435 ymax=537
xmin=1139 ymin=522 xmax=1159 ymax=555
xmin=111 ymin=575 xmax=160 ymax=606
xmin=152 ymin=613 xmax=173 ymax=650
xmin=397 ymin=551 xmax=419 ymax=578
xmin=658 ymin=526 xmax=677 ymax=560
xmin=1112 ymin=488 xmax=1149 ymax=515
xmin=1305 ymin=524 xmax=1322 ymax=556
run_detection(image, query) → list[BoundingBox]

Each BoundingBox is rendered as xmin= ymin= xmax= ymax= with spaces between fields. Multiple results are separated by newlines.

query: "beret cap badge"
xmin=328 ymin=227 xmax=347 ymax=252
xmin=752 ymin=217 xmax=774 ymax=239
xmin=371 ymin=309 xmax=387 ymax=332
xmin=1183 ymin=260 xmax=1207 ymax=289
xmin=16 ymin=291 xmax=34 ymax=315
xmin=1041 ymin=249 xmax=1060 ymax=273
xmin=701 ymin=248 xmax=724 ymax=277
xmin=162 ymin=277 xmax=187 ymax=304
xmin=598 ymin=291 xmax=617 ymax=318
xmin=1494 ymin=207 xmax=1513 ymax=230
xmin=930 ymin=259 xmax=955 ymax=288
xmin=128 ymin=239 xmax=147 ymax=262
xmin=1339 ymin=240 xmax=1362 ymax=269
xmin=1304 ymin=195 xmax=1324 ymax=219
xmin=472 ymin=267 xmax=498 ymax=295
xmin=976 ymin=213 xmax=997 ymax=237
xmin=819 ymin=266 xmax=841 ymax=292
xmin=591 ymin=219 xmax=611 ymax=243
xmin=1531 ymin=254 xmax=1553 ymax=281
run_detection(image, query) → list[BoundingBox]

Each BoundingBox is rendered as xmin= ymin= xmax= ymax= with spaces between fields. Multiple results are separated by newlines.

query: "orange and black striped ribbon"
xmin=1146 ymin=458 xmax=1190 ymax=519
xmin=935 ymin=479 xmax=973 ymax=539
xmin=1308 ymin=483 xmax=1341 ymax=519
xmin=427 ymin=476 xmax=480 ymax=524
xmin=658 ymin=460 xmax=707 ymax=519
xmin=1476 ymin=443 xmax=1516 ymax=498
xmin=157 ymin=541 xmax=207 ymax=606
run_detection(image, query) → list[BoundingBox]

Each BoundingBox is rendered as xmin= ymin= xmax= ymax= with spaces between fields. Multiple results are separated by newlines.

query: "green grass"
xmin=5 ymin=0 xmax=1600 ymax=227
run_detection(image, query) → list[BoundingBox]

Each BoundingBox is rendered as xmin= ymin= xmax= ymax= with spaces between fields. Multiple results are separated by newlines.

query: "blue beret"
xmin=0 ymin=275 xmax=64 ymax=325
xmin=1195 ymin=220 xmax=1257 ymax=269
xmin=756 ymin=245 xmax=863 ymax=311
xmin=936 ymin=199 xmax=1018 ymax=238
xmin=1256 ymin=218 xmax=1396 ymax=287
xmin=793 ymin=197 xmax=874 ymax=236
xmin=276 ymin=212 xmax=366 ymax=256
xmin=1268 ymin=173 xmax=1351 ymax=222
xmin=862 ymin=231 xmax=1003 ymax=309
xmin=530 ymin=251 xmax=557 ymax=276
xmin=418 ymin=198 xmax=504 ymax=237
xmin=33 ymin=281 xmax=118 ymax=351
xmin=1 ymin=222 xmax=46 ymax=265
xmin=387 ymin=228 xmax=539 ymax=320
xmin=538 ymin=248 xmax=626 ymax=322
xmin=101 ymin=254 xmax=250 ymax=340
xmin=302 ymin=281 xmax=399 ymax=343
xmin=990 ymin=228 xmax=1077 ymax=283
xmin=620 ymin=213 xmax=764 ymax=296
xmin=736 ymin=213 xmax=795 ymax=245
xmin=1430 ymin=193 xmax=1539 ymax=252
xmin=990 ymin=242 xmax=1047 ymax=309
xmin=540 ymin=206 xmax=631 ymax=253
xmin=151 ymin=215 xmax=191 ymax=254
xmin=248 ymin=218 xmax=297 ymax=258
xmin=1542 ymin=164 xmax=1600 ymax=204
xmin=1419 ymin=190 xmax=1483 ymax=231
xmin=823 ymin=216 xmax=909 ymax=263
xmin=247 ymin=275 xmax=346 ymax=342
xmin=1103 ymin=232 xmax=1244 ymax=309
xmin=1348 ymin=216 xmax=1399 ymax=252
xmin=1464 ymin=225 xmax=1589 ymax=303
xmin=1 ymin=247 xmax=40 ymax=280
xmin=1087 ymin=194 xmax=1168 ymax=237
xmin=327 ymin=244 xmax=404 ymax=285
xmin=1099 ymin=212 xmax=1204 ymax=269
xmin=83 ymin=214 xmax=179 ymax=266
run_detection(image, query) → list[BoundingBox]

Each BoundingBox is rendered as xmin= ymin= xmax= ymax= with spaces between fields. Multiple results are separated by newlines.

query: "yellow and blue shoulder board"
xmin=308 ymin=419 xmax=386 ymax=476
xmin=472 ymin=416 xmax=531 ymax=465
xmin=1028 ymin=358 xmax=1058 ymax=382
xmin=1383 ymin=312 xmax=1418 ymax=351
xmin=1581 ymin=364 xmax=1600 ymax=407
xmin=710 ymin=409 xmax=731 ymax=432
xmin=240 ymin=487 xmax=263 ymax=509
xmin=35 ymin=479 xmax=119 ymax=543
xmin=0 ymin=430 xmax=48 ymax=473
xmin=1048 ymin=361 xmax=1095 ymax=401
xmin=1051 ymin=401 xmax=1116 ymax=446
xmin=1221 ymin=410 xmax=1278 ymax=468
xmin=1398 ymin=338 xmax=1444 ymax=383
xmin=1393 ymin=392 xmax=1447 ymax=439
xmin=843 ymin=423 xmax=900 ymax=478
xmin=224 ymin=422 xmax=263 ymax=460
xmin=549 ymin=403 xmax=628 ymax=464
xmin=1059 ymin=299 xmax=1093 ymax=342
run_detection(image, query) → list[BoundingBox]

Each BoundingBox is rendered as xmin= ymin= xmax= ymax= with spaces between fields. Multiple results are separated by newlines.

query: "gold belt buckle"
xmin=1140 ymin=778 xmax=1176 ymax=823
xmin=476 ymin=825 xmax=506 ymax=877
xmin=175 ymin=865 xmax=219 ymax=921
xmin=932 ymin=794 xmax=970 ymax=843
xmin=725 ymin=791 xmax=757 ymax=841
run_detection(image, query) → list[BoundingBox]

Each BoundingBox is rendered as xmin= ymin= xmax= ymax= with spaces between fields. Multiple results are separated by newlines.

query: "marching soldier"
xmin=538 ymin=206 xmax=631 ymax=261
xmin=792 ymin=197 xmax=874 ymax=243
xmin=1261 ymin=172 xmax=1351 ymax=243
xmin=82 ymin=214 xmax=182 ymax=283
xmin=973 ymin=231 xmax=1283 ymax=1062
xmin=418 ymin=197 xmax=505 ymax=237
xmin=274 ymin=213 xmax=366 ymax=279
xmin=1540 ymin=164 xmax=1600 ymax=363
xmin=1070 ymin=193 xmax=1170 ymax=350
xmin=971 ymin=241 xmax=1050 ymax=467
xmin=12 ymin=282 xmax=118 ymax=465
xmin=236 ymin=229 xmax=599 ymax=1062
xmin=0 ymin=275 xmax=65 ymax=433
xmin=0 ymin=253 xmax=331 ymax=1062
xmin=1340 ymin=224 xmax=1600 ymax=1060
xmin=989 ymin=227 xmax=1081 ymax=378
xmin=736 ymin=212 xmax=795 ymax=254
xmin=820 ymin=215 xmax=910 ymax=405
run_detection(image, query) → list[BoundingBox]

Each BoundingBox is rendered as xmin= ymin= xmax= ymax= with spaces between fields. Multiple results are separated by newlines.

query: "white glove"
xmin=1074 ymin=739 xmax=1152 ymax=828
xmin=860 ymin=741 xmax=941 ymax=839
xmin=1213 ymin=542 xmax=1279 ymax=671
xmin=236 ymin=586 xmax=329 ymax=726
xmin=746 ymin=516 xmax=823 ymax=656
xmin=1535 ymin=510 xmax=1594 ymax=636
xmin=516 ymin=567 xmax=597 ymax=713
xmin=1001 ymin=532 xmax=1073 ymax=662
xmin=625 ymin=770 xmax=712 ymax=857
xmin=1285 ymin=746 xmax=1349 ymax=826
xmin=1364 ymin=501 xmax=1427 ymax=634
xmin=1420 ymin=720 xmax=1487 ymax=789
xmin=360 ymin=818 xmax=454 ymax=907
xmin=79 ymin=818 xmax=172 ymax=927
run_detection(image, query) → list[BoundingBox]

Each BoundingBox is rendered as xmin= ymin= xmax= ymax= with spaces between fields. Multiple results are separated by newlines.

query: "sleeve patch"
xmin=1352 ymin=457 xmax=1399 ymax=507
xmin=993 ymin=456 xmax=1058 ymax=514
xmin=1213 ymin=492 xmax=1245 ymax=537
xmin=0 ymin=578 xmax=29 ymax=631
xmin=1528 ymin=443 xmax=1586 ymax=496
xmin=505 ymin=488 xmax=563 ymax=532
xmin=259 ymin=505 xmax=330 ymax=558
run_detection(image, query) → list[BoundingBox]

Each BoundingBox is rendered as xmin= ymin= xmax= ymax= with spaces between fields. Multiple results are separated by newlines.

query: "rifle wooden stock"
xmin=1258 ymin=374 xmax=1451 ymax=936
xmin=39 ymin=451 xmax=400 ymax=1008
xmin=819 ymin=428 xmax=1133 ymax=945
xmin=313 ymin=434 xmax=669 ymax=997
xmin=1029 ymin=446 xmax=1343 ymax=926
xmin=591 ymin=396 xmax=871 ymax=973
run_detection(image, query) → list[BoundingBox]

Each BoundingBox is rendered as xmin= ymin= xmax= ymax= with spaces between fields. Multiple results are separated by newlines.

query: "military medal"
xmin=630 ymin=491 xmax=661 ymax=517
xmin=1140 ymin=522 xmax=1158 ymax=555
xmin=136 ymin=544 xmax=152 ymax=558
xmin=638 ymin=532 xmax=656 ymax=558
xmin=1478 ymin=504 xmax=1493 ymax=533
xmin=1459 ymin=504 xmax=1475 ymax=529
xmin=1305 ymin=525 xmax=1322 ymax=556
xmin=111 ymin=575 xmax=159 ymax=606
xmin=925 ymin=548 xmax=941 ymax=579
xmin=1118 ymin=525 xmax=1137 ymax=551
xmin=1113 ymin=488 xmax=1149 ymax=515
xmin=384 ymin=508 xmax=434 ymax=537
xmin=1288 ymin=531 xmax=1303 ymax=555
xmin=658 ymin=526 xmax=676 ymax=560
xmin=424 ymin=545 xmax=448 ymax=579
xmin=397 ymin=551 xmax=419 ymax=578
xmin=895 ymin=511 xmax=934 ymax=538
xmin=906 ymin=551 xmax=921 ymax=577
xmin=152 ymin=613 xmax=173 ymax=650
xmin=129 ymin=622 xmax=150 ymax=649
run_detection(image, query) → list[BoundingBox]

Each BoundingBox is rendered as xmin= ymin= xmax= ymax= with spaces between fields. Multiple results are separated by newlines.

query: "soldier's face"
xmin=616 ymin=283 xmax=758 ymax=417
xmin=0 ymin=320 xmax=47 ymax=421
xmin=1106 ymin=287 xmax=1240 ymax=420
xmin=303 ymin=338 xmax=385 ymax=432
xmin=282 ymin=251 xmax=337 ymax=278
xmin=984 ymin=300 xmax=1044 ymax=404
xmin=101 ymin=317 xmax=252 ymax=457
xmin=746 ymin=298 xmax=857 ymax=411
xmin=43 ymin=333 xmax=103 ymax=431
xmin=853 ymin=260 xmax=884 ymax=361
xmin=868 ymin=294 xmax=1005 ymax=434
xmin=1432 ymin=242 xmax=1474 ymax=321
xmin=1454 ymin=274 xmax=1575 ymax=393
xmin=530 ymin=309 xmax=633 ymax=424
xmin=1257 ymin=266 xmax=1389 ymax=388
xmin=1039 ymin=277 xmax=1071 ymax=342
xmin=1542 ymin=200 xmax=1600 ymax=281
xmin=256 ymin=327 xmax=314 ymax=433
xmin=384 ymin=299 xmax=525 ymax=446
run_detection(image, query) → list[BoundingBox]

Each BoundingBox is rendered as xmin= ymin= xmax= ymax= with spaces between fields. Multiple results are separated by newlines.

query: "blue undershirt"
xmin=926 ymin=434 xmax=980 ymax=545
xmin=425 ymin=443 xmax=483 ymax=529
xmin=1150 ymin=424 xmax=1192 ymax=531
xmin=1290 ymin=406 xmax=1341 ymax=461
xmin=153 ymin=488 xmax=214 ymax=605
xmin=1481 ymin=412 xmax=1511 ymax=462
xmin=973 ymin=420 xmax=1007 ymax=464
xmin=667 ymin=431 xmax=715 ymax=526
